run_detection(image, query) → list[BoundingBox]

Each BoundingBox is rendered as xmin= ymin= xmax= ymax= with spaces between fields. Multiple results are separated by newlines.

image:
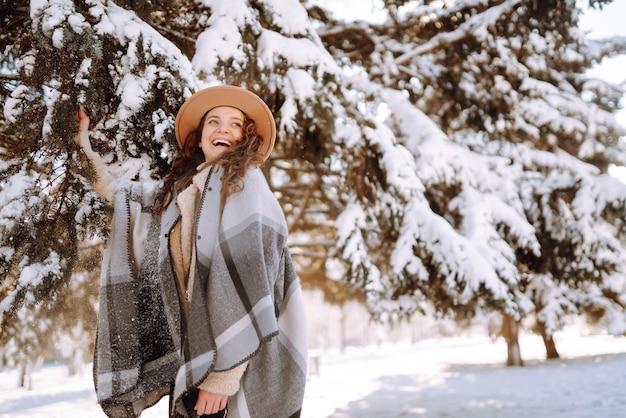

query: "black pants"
xmin=200 ymin=409 xmax=227 ymax=418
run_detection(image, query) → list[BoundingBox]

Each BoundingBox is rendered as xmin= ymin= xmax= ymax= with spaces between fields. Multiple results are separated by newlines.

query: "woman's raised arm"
xmin=75 ymin=109 xmax=115 ymax=203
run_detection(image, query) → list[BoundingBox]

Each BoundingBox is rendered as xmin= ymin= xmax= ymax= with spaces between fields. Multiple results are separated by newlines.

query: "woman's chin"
xmin=202 ymin=149 xmax=229 ymax=162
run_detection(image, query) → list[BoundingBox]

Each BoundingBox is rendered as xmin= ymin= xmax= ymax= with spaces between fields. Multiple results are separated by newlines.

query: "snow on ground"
xmin=1 ymin=331 xmax=626 ymax=418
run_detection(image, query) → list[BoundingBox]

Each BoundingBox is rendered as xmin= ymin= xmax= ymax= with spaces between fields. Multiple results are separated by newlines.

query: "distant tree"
xmin=1 ymin=0 xmax=625 ymax=370
xmin=314 ymin=0 xmax=626 ymax=364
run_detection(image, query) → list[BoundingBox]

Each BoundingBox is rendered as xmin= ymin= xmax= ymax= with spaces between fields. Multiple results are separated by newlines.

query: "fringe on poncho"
xmin=93 ymin=167 xmax=308 ymax=418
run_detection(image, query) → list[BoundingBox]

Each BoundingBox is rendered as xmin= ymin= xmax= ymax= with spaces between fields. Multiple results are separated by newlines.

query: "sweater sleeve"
xmin=76 ymin=130 xmax=115 ymax=203
xmin=197 ymin=361 xmax=249 ymax=396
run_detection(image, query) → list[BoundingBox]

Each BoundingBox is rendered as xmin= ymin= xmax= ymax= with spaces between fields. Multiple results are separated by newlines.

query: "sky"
xmin=578 ymin=0 xmax=626 ymax=179
xmin=578 ymin=0 xmax=626 ymax=40
xmin=579 ymin=0 xmax=626 ymax=91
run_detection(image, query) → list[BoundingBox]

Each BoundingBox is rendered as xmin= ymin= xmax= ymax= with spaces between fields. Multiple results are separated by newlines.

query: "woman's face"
xmin=199 ymin=106 xmax=245 ymax=162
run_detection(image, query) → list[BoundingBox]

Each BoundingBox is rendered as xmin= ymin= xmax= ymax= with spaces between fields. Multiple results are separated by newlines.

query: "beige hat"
xmin=175 ymin=85 xmax=276 ymax=161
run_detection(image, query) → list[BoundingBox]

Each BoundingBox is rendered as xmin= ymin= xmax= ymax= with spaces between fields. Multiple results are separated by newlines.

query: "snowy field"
xmin=1 ymin=331 xmax=626 ymax=418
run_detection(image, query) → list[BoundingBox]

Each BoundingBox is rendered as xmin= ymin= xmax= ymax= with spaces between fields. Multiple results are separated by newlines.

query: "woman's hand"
xmin=195 ymin=389 xmax=227 ymax=416
xmin=72 ymin=108 xmax=115 ymax=202
xmin=76 ymin=109 xmax=90 ymax=132
xmin=74 ymin=109 xmax=94 ymax=153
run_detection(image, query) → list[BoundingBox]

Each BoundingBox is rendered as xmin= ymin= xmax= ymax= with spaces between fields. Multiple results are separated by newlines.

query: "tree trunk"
xmin=18 ymin=363 xmax=26 ymax=388
xmin=17 ymin=361 xmax=33 ymax=390
xmin=67 ymin=348 xmax=85 ymax=376
xmin=501 ymin=314 xmax=524 ymax=367
xmin=339 ymin=305 xmax=347 ymax=353
xmin=539 ymin=324 xmax=560 ymax=359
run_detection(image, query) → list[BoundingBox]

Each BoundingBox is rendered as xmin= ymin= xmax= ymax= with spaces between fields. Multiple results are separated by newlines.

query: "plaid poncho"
xmin=93 ymin=167 xmax=308 ymax=418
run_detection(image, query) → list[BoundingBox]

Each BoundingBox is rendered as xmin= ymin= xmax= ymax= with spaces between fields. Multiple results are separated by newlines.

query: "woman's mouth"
xmin=212 ymin=139 xmax=231 ymax=147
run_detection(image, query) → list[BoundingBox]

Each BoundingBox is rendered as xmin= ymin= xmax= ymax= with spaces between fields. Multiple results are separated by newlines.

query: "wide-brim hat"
xmin=175 ymin=85 xmax=276 ymax=162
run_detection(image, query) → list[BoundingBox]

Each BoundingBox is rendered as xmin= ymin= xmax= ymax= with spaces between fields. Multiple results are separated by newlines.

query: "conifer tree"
xmin=1 ymin=0 xmax=625 ymax=368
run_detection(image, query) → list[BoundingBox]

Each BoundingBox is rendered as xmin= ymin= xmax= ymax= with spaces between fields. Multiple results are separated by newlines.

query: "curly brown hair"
xmin=153 ymin=110 xmax=264 ymax=213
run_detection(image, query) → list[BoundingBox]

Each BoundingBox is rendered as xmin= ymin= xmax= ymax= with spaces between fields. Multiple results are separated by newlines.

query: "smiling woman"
xmin=74 ymin=85 xmax=308 ymax=418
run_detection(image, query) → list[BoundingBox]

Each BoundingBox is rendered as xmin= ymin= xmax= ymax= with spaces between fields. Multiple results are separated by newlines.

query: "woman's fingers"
xmin=76 ymin=109 xmax=90 ymax=131
xmin=195 ymin=390 xmax=227 ymax=415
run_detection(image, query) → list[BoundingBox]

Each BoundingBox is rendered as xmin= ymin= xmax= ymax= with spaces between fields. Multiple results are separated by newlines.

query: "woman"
xmin=76 ymin=86 xmax=308 ymax=418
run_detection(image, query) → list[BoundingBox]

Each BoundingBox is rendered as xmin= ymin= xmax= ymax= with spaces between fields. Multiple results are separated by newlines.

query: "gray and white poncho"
xmin=93 ymin=166 xmax=308 ymax=418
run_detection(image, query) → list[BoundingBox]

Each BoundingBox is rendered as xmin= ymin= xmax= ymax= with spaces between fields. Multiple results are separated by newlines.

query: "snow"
xmin=3 ymin=1 xmax=626 ymax=415
xmin=267 ymin=0 xmax=312 ymax=36
xmin=193 ymin=17 xmax=247 ymax=75
xmin=257 ymin=30 xmax=332 ymax=70
xmin=17 ymin=252 xmax=62 ymax=288
xmin=1 ymin=332 xmax=626 ymax=417
xmin=311 ymin=0 xmax=387 ymax=24
xmin=279 ymin=68 xmax=318 ymax=132
xmin=197 ymin=0 xmax=252 ymax=26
